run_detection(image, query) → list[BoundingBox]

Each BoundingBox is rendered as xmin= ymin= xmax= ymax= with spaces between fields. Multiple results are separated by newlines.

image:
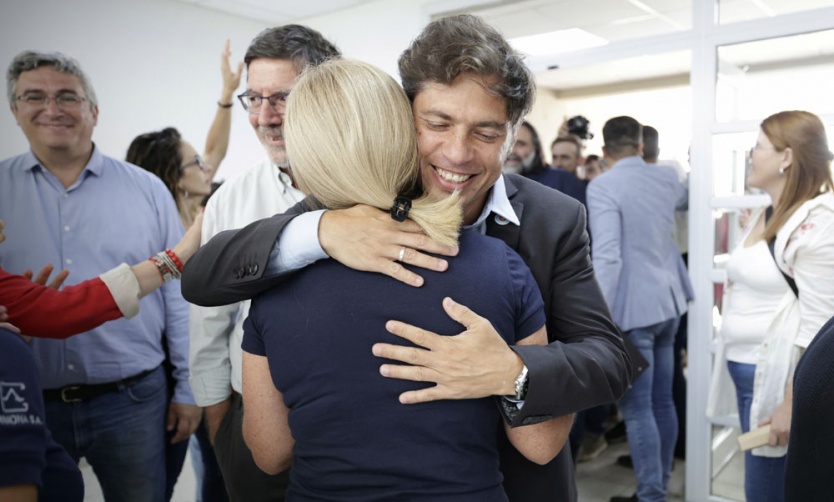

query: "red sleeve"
xmin=0 ymin=267 xmax=123 ymax=339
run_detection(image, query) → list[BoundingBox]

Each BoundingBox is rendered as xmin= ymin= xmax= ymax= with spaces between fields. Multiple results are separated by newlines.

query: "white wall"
xmin=529 ymin=86 xmax=693 ymax=168
xmin=296 ymin=0 xmax=430 ymax=78
xmin=0 ymin=0 xmax=270 ymax=182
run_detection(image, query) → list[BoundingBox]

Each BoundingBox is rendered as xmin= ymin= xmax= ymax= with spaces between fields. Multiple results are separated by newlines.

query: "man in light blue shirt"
xmin=0 ymin=50 xmax=198 ymax=501
xmin=587 ymin=116 xmax=691 ymax=502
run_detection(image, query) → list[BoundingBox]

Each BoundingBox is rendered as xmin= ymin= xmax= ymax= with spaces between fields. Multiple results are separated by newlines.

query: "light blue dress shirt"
xmin=0 ymin=147 xmax=194 ymax=404
xmin=587 ymin=155 xmax=692 ymax=332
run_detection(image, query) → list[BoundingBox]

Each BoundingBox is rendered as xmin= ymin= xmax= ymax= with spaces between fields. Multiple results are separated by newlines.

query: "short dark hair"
xmin=126 ymin=127 xmax=183 ymax=200
xmin=244 ymin=25 xmax=341 ymax=72
xmin=551 ymin=134 xmax=582 ymax=155
xmin=603 ymin=116 xmax=642 ymax=157
xmin=642 ymin=125 xmax=659 ymax=162
xmin=398 ymin=14 xmax=534 ymax=126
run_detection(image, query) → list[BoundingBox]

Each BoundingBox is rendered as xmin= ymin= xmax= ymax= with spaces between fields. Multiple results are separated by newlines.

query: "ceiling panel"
xmin=175 ymin=0 xmax=380 ymax=24
xmin=537 ymin=50 xmax=691 ymax=90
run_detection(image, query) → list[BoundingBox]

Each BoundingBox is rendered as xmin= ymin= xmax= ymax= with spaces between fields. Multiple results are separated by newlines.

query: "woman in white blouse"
xmin=709 ymin=110 xmax=834 ymax=502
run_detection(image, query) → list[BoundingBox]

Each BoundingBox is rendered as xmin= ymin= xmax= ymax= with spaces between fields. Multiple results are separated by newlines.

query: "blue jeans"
xmin=45 ymin=365 xmax=168 ymax=502
xmin=620 ymin=317 xmax=679 ymax=502
xmin=727 ymin=361 xmax=786 ymax=502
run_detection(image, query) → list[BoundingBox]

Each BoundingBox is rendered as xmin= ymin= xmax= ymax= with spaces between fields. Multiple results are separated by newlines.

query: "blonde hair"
xmin=760 ymin=110 xmax=834 ymax=242
xmin=284 ymin=58 xmax=461 ymax=247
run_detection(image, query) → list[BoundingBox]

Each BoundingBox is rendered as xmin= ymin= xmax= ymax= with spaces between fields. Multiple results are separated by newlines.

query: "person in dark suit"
xmin=181 ymin=14 xmax=631 ymax=501
xmin=785 ymin=315 xmax=834 ymax=501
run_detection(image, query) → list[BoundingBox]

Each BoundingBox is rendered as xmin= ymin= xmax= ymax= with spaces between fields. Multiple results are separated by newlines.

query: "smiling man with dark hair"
xmin=183 ymin=15 xmax=631 ymax=501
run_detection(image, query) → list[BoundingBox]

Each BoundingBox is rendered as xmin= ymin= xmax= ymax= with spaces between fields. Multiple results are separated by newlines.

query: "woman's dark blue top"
xmin=242 ymin=229 xmax=545 ymax=501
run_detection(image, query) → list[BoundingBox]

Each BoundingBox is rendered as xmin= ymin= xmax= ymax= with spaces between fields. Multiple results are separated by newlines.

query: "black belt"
xmin=43 ymin=367 xmax=157 ymax=403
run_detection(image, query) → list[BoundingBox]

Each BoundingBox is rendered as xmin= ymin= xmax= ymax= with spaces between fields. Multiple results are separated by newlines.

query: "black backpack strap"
xmin=764 ymin=205 xmax=799 ymax=297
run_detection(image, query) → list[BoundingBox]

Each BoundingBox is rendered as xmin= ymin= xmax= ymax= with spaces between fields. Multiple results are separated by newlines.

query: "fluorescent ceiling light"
xmin=509 ymin=29 xmax=608 ymax=57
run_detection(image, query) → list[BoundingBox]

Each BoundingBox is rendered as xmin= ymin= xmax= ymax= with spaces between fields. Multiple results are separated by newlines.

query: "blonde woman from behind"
xmin=241 ymin=59 xmax=573 ymax=501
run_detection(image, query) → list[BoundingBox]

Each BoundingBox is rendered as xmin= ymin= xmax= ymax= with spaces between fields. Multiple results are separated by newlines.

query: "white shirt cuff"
xmin=267 ymin=210 xmax=328 ymax=275
xmin=99 ymin=263 xmax=140 ymax=319
xmin=190 ymin=364 xmax=234 ymax=407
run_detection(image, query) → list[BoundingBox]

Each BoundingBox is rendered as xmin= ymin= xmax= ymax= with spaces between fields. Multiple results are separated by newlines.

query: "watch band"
xmin=513 ymin=364 xmax=529 ymax=400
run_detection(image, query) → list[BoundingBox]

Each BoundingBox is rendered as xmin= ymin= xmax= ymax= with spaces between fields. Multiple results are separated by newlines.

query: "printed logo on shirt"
xmin=0 ymin=382 xmax=42 ymax=427
xmin=0 ymin=382 xmax=28 ymax=413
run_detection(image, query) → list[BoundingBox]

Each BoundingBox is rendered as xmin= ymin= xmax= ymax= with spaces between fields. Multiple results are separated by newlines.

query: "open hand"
xmin=22 ymin=264 xmax=70 ymax=289
xmin=221 ymin=39 xmax=243 ymax=95
xmin=373 ymin=297 xmax=522 ymax=403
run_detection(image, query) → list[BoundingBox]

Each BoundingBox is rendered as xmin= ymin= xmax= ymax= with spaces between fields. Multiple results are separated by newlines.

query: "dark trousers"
xmin=45 ymin=366 xmax=167 ymax=502
xmin=672 ymin=311 xmax=687 ymax=458
xmin=195 ymin=422 xmax=230 ymax=502
xmin=568 ymin=405 xmax=609 ymax=460
xmin=214 ymin=392 xmax=290 ymax=502
xmin=165 ymin=431 xmax=189 ymax=501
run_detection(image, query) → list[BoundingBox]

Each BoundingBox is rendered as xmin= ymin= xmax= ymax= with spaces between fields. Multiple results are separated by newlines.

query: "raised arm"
xmin=202 ymin=39 xmax=243 ymax=178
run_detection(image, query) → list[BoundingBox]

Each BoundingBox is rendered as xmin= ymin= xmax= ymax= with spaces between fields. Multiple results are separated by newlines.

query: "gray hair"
xmin=7 ymin=51 xmax=98 ymax=109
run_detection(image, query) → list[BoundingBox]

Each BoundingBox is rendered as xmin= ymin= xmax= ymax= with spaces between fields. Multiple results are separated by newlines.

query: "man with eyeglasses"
xmin=0 ymin=51 xmax=197 ymax=500
xmin=187 ymin=25 xmax=340 ymax=501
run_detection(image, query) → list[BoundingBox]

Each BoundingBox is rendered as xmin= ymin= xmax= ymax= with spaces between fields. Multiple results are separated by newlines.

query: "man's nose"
xmin=442 ymin=131 xmax=474 ymax=165
xmin=258 ymin=103 xmax=283 ymax=126
xmin=43 ymin=97 xmax=63 ymax=114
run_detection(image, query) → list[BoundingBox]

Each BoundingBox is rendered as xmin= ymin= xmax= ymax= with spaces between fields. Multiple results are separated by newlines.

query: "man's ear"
xmin=91 ymin=104 xmax=99 ymax=126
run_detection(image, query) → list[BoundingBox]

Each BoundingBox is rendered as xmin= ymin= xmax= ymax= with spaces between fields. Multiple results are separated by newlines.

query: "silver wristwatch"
xmin=513 ymin=364 xmax=529 ymax=400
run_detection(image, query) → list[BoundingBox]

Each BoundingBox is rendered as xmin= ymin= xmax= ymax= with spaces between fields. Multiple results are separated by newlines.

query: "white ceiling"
xmin=176 ymin=0 xmax=834 ymax=92
xmin=175 ymin=0 xmax=382 ymax=25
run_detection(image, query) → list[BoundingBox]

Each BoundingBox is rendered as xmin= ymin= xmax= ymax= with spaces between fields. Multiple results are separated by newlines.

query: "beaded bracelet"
xmin=164 ymin=249 xmax=184 ymax=272
xmin=156 ymin=251 xmax=182 ymax=280
xmin=218 ymin=101 xmax=233 ymax=109
xmin=149 ymin=255 xmax=175 ymax=283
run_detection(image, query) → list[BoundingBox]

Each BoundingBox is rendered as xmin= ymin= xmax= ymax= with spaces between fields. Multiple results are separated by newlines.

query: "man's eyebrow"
xmin=420 ymin=109 xmax=507 ymax=130
xmin=419 ymin=109 xmax=453 ymax=121
xmin=474 ymin=120 xmax=507 ymax=130
xmin=20 ymin=87 xmax=80 ymax=95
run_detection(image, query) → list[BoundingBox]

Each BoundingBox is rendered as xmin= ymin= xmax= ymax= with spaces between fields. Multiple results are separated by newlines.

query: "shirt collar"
xmin=611 ymin=155 xmax=645 ymax=169
xmin=467 ymin=174 xmax=520 ymax=230
xmin=23 ymin=143 xmax=104 ymax=178
xmin=271 ymin=161 xmax=304 ymax=201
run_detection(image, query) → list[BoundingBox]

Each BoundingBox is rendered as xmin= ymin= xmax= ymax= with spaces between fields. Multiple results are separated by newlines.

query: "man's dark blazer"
xmin=182 ymin=173 xmax=632 ymax=501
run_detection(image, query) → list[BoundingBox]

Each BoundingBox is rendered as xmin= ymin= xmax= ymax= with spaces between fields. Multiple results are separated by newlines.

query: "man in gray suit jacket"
xmin=182 ymin=15 xmax=632 ymax=502
xmin=587 ymin=116 xmax=692 ymax=502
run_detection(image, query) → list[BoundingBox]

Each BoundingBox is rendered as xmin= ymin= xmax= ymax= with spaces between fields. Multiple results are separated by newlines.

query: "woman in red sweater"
xmin=0 ymin=214 xmax=201 ymax=338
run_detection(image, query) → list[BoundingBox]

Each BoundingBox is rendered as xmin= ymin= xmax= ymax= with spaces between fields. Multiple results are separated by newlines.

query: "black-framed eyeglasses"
xmin=237 ymin=92 xmax=289 ymax=115
xmin=180 ymin=155 xmax=208 ymax=172
xmin=15 ymin=92 xmax=88 ymax=111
